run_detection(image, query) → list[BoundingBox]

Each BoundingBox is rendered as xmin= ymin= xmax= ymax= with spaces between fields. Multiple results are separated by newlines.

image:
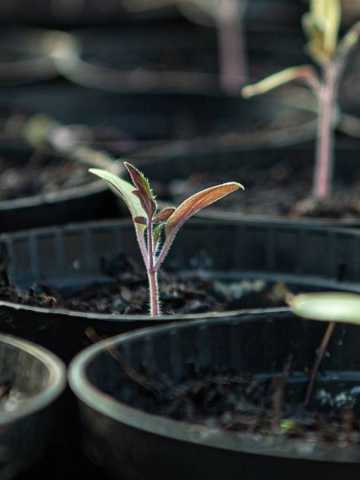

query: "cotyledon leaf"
xmin=289 ymin=292 xmax=360 ymax=325
xmin=165 ymin=182 xmax=243 ymax=238
xmin=89 ymin=168 xmax=147 ymax=230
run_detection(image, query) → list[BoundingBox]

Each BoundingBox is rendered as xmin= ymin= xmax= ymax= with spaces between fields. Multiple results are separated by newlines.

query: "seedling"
xmin=289 ymin=292 xmax=360 ymax=406
xmin=242 ymin=0 xmax=360 ymax=200
xmin=90 ymin=163 xmax=243 ymax=317
xmin=121 ymin=0 xmax=248 ymax=93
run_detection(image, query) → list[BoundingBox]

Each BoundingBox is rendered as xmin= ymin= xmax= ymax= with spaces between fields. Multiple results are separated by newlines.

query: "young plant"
xmin=242 ymin=0 xmax=360 ymax=200
xmin=121 ymin=0 xmax=248 ymax=93
xmin=90 ymin=163 xmax=243 ymax=317
xmin=289 ymin=292 xmax=360 ymax=406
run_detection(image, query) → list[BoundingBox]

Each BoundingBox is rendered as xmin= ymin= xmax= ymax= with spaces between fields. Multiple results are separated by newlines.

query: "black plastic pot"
xmin=69 ymin=314 xmax=360 ymax=479
xmin=56 ymin=25 xmax=306 ymax=93
xmin=0 ymin=144 xmax=120 ymax=232
xmin=0 ymin=28 xmax=75 ymax=86
xmin=0 ymin=333 xmax=65 ymax=479
xmin=0 ymin=0 xmax=304 ymax=29
xmin=0 ymin=83 xmax=317 ymax=156
xmin=133 ymin=136 xmax=360 ymax=227
xmin=0 ymin=0 xmax=179 ymax=27
xmin=0 ymin=218 xmax=360 ymax=362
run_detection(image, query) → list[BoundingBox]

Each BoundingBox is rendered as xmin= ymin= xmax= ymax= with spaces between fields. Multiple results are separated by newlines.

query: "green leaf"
xmin=124 ymin=162 xmax=157 ymax=218
xmin=303 ymin=0 xmax=341 ymax=64
xmin=165 ymin=182 xmax=243 ymax=238
xmin=337 ymin=21 xmax=360 ymax=59
xmin=289 ymin=292 xmax=360 ymax=325
xmin=89 ymin=168 xmax=146 ymax=230
xmin=242 ymin=66 xmax=315 ymax=98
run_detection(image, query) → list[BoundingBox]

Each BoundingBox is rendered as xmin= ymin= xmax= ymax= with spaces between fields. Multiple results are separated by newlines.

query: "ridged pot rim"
xmin=1 ymin=218 xmax=360 ymax=322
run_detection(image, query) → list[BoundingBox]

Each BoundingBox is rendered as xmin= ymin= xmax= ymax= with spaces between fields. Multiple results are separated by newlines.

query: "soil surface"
xmin=114 ymin=361 xmax=360 ymax=447
xmin=155 ymin=156 xmax=360 ymax=221
xmin=0 ymin=151 xmax=90 ymax=201
xmin=0 ymin=253 xmax=296 ymax=315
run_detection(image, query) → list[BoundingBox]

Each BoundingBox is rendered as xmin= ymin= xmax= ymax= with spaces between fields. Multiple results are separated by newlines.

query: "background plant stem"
xmin=313 ymin=63 xmax=338 ymax=199
xmin=217 ymin=0 xmax=248 ymax=93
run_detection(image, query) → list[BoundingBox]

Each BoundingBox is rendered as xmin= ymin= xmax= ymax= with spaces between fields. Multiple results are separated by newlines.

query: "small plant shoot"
xmin=121 ymin=0 xmax=248 ymax=93
xmin=242 ymin=0 xmax=360 ymax=200
xmin=90 ymin=163 xmax=243 ymax=317
xmin=289 ymin=292 xmax=360 ymax=406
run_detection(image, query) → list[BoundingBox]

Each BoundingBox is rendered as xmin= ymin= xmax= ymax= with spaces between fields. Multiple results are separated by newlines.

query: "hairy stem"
xmin=217 ymin=0 xmax=247 ymax=93
xmin=313 ymin=63 xmax=338 ymax=200
xmin=147 ymin=220 xmax=161 ymax=317
xmin=135 ymin=227 xmax=149 ymax=270
xmin=304 ymin=321 xmax=336 ymax=407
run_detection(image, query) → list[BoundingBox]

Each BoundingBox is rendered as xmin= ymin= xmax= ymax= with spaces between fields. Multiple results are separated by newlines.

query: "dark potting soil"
xmin=113 ymin=360 xmax=360 ymax=448
xmin=156 ymin=158 xmax=360 ymax=221
xmin=0 ymin=151 xmax=90 ymax=200
xmin=0 ymin=253 xmax=293 ymax=315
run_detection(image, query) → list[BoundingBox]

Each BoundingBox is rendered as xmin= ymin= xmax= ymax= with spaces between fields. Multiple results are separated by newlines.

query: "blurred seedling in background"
xmin=121 ymin=0 xmax=248 ymax=93
xmin=289 ymin=292 xmax=360 ymax=406
xmin=243 ymin=0 xmax=360 ymax=201
xmin=90 ymin=162 xmax=243 ymax=317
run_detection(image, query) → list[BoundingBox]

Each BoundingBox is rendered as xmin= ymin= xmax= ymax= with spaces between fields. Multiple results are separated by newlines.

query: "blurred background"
xmin=0 ymin=0 xmax=360 ymax=231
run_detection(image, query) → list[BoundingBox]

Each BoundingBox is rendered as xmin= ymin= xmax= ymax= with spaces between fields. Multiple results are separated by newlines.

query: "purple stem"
xmin=217 ymin=0 xmax=247 ymax=94
xmin=313 ymin=63 xmax=339 ymax=200
xmin=304 ymin=321 xmax=336 ymax=407
xmin=146 ymin=219 xmax=160 ymax=317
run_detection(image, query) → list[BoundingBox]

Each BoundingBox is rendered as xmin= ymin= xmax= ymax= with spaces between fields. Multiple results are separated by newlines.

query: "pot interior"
xmin=82 ymin=315 xmax=360 ymax=461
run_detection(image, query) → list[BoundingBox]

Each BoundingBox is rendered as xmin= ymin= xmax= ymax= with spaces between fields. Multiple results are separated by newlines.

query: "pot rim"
xmin=69 ymin=316 xmax=360 ymax=463
xmin=0 ymin=28 xmax=76 ymax=81
xmin=0 ymin=146 xmax=120 ymax=210
xmin=0 ymin=333 xmax=66 ymax=425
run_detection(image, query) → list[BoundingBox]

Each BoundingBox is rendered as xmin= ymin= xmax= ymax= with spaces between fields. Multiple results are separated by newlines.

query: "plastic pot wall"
xmin=69 ymin=314 xmax=360 ymax=479
xmin=0 ymin=84 xmax=317 ymax=150
xmin=0 ymin=334 xmax=65 ymax=479
xmin=0 ymin=219 xmax=360 ymax=361
xmin=0 ymin=0 xmax=304 ymax=28
xmin=57 ymin=25 xmax=307 ymax=93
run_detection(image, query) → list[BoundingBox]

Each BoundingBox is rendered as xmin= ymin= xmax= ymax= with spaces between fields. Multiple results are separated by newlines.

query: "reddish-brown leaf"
xmin=154 ymin=207 xmax=176 ymax=223
xmin=124 ymin=162 xmax=156 ymax=217
xmin=165 ymin=182 xmax=243 ymax=237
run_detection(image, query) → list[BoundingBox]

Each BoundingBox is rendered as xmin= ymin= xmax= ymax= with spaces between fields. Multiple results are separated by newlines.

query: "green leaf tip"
xmin=289 ymin=292 xmax=360 ymax=325
xmin=89 ymin=168 xmax=146 ymax=228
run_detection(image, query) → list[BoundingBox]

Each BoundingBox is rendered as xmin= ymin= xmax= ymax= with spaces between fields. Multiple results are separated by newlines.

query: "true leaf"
xmin=124 ymin=162 xmax=157 ymax=218
xmin=135 ymin=216 xmax=147 ymax=225
xmin=89 ymin=168 xmax=146 ymax=230
xmin=154 ymin=207 xmax=176 ymax=223
xmin=165 ymin=182 xmax=243 ymax=238
xmin=289 ymin=292 xmax=360 ymax=325
xmin=303 ymin=0 xmax=340 ymax=64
